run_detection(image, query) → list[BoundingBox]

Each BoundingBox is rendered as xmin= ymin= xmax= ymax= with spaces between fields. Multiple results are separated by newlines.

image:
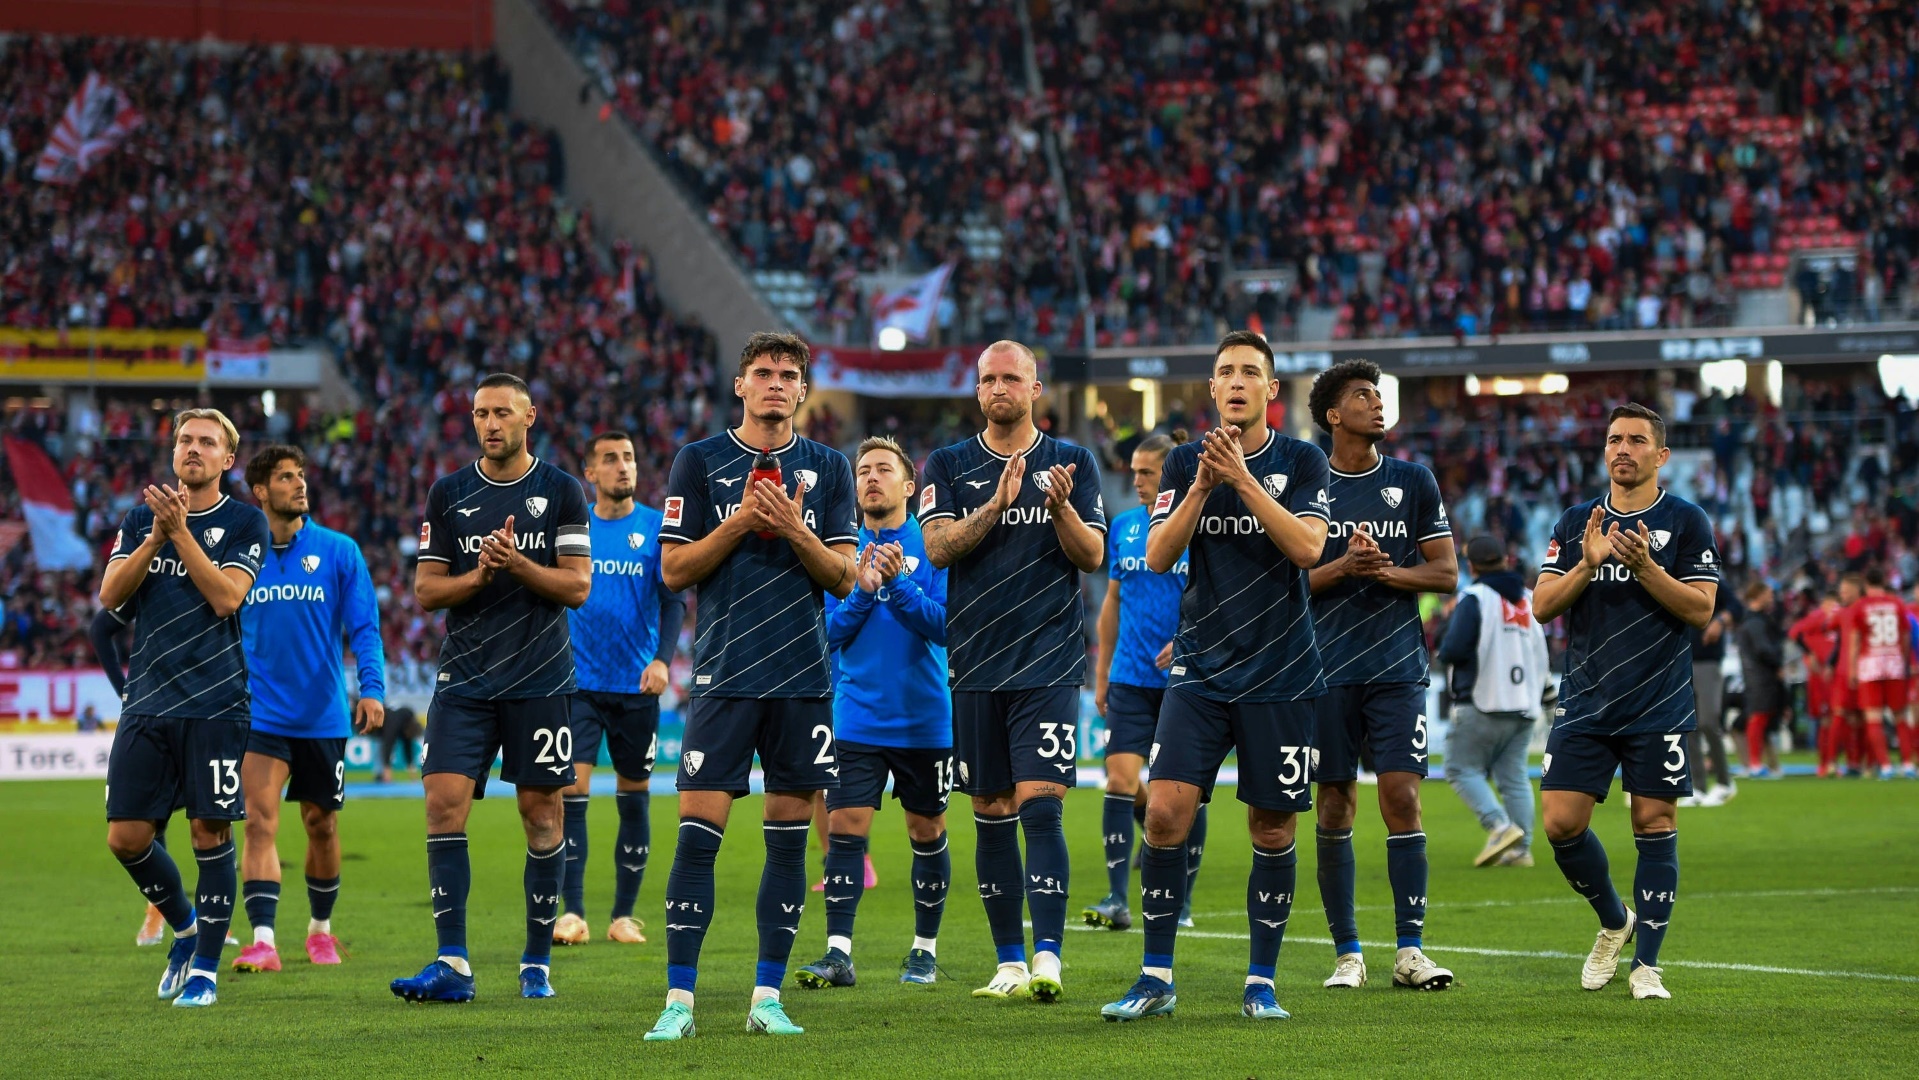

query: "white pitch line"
xmin=1062 ymin=926 xmax=1919 ymax=983
xmin=1189 ymin=885 xmax=1919 ymax=920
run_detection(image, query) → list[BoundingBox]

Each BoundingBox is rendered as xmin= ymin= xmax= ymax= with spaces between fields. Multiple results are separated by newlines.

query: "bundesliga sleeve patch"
xmin=419 ymin=522 xmax=431 ymax=547
xmin=1153 ymin=490 xmax=1174 ymax=514
xmin=919 ymin=484 xmax=937 ymax=515
xmin=1543 ymin=538 xmax=1560 ymax=563
xmin=663 ymin=496 xmax=684 ymax=528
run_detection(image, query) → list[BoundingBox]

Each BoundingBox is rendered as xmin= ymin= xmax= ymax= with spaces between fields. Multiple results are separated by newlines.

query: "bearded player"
xmin=1533 ymin=403 xmax=1719 ymax=1002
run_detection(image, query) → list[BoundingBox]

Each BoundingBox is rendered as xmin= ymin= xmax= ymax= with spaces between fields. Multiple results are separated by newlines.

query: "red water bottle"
xmin=748 ymin=447 xmax=781 ymax=539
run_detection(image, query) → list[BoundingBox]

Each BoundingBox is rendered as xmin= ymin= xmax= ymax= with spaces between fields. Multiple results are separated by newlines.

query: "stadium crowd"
xmin=552 ymin=0 xmax=1918 ymax=348
xmin=0 ymin=38 xmax=718 ymax=678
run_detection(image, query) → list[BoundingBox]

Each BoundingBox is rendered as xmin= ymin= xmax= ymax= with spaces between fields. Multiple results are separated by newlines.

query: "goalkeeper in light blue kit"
xmin=233 ymin=445 xmax=387 ymax=975
xmin=553 ymin=431 xmax=687 ymax=948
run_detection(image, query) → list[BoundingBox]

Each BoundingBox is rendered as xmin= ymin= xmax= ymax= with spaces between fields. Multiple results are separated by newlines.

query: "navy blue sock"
xmin=427 ymin=832 xmax=470 ymax=958
xmin=523 ymin=841 xmax=564 ymax=965
xmin=1386 ymin=830 xmax=1429 ymax=949
xmin=1019 ymin=796 xmax=1068 ymax=959
xmin=118 ymin=841 xmax=194 ymax=933
xmin=824 ymin=833 xmax=868 ymax=944
xmin=1185 ymin=803 xmax=1209 ymax=902
xmin=1101 ymin=793 xmax=1135 ymax=900
xmin=610 ymin=792 xmax=650 ymax=920
xmin=974 ymin=812 xmax=1026 ymax=964
xmin=1551 ymin=829 xmax=1628 ymax=930
xmin=1247 ymin=842 xmax=1297 ymax=982
xmin=664 ymin=818 xmax=724 ymax=994
xmin=1316 ymin=826 xmax=1359 ymax=954
xmin=561 ymin=795 xmax=590 ymax=917
xmin=910 ymin=832 xmax=950 ymax=941
xmin=1632 ymin=831 xmax=1679 ymax=969
xmin=306 ymin=875 xmax=340 ymax=922
xmin=242 ymin=878 xmax=280 ymax=936
xmin=756 ymin=820 xmax=811 ymax=990
xmin=1139 ymin=842 xmax=1185 ymax=974
xmin=191 ymin=840 xmax=237 ymax=974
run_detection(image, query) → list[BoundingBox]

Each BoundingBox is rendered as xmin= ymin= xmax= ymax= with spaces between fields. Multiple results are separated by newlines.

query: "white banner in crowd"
xmin=810 ymin=346 xmax=977 ymax=398
xmin=0 ymin=732 xmax=114 ymax=779
xmin=0 ymin=669 xmax=121 ymax=722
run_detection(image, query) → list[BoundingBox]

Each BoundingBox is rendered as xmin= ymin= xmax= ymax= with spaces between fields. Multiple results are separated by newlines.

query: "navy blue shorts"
xmin=1150 ymin=688 xmax=1318 ymax=812
xmin=246 ymin=730 xmax=347 ymax=811
xmin=106 ymin=714 xmax=251 ymax=822
xmin=570 ymin=690 xmax=660 ymax=782
xmin=679 ymin=696 xmax=837 ymax=795
xmin=422 ymin=693 xmax=575 ymax=798
xmin=952 ymin=686 xmax=1080 ymax=795
xmin=826 ymin=741 xmax=954 ymax=816
xmin=1103 ymin=684 xmax=1164 ymax=759
xmin=1315 ymin=682 xmax=1430 ymax=781
xmin=1542 ymin=727 xmax=1693 ymax=801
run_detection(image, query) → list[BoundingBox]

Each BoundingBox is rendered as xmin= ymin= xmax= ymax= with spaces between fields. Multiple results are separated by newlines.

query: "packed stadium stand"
xmin=553 ymin=0 xmax=1917 ymax=347
xmin=0 ymin=35 xmax=717 ymax=676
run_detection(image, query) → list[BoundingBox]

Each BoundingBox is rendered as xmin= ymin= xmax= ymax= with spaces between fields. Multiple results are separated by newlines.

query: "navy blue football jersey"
xmin=661 ymin=430 xmax=857 ymax=699
xmin=1538 ymin=489 xmax=1721 ymax=736
xmin=918 ymin=431 xmax=1107 ymax=691
xmin=1150 ymin=431 xmax=1332 ymax=702
xmin=1313 ymin=455 xmax=1452 ymax=687
xmin=1108 ymin=504 xmax=1186 ymax=689
xmin=110 ymin=495 xmax=270 ymax=721
xmin=417 ymin=459 xmax=591 ymax=700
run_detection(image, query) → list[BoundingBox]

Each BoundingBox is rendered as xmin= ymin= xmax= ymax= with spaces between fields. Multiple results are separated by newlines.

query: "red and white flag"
xmin=33 ymin=73 xmax=141 ymax=185
xmin=871 ymin=263 xmax=954 ymax=346
xmin=2 ymin=436 xmax=94 ymax=571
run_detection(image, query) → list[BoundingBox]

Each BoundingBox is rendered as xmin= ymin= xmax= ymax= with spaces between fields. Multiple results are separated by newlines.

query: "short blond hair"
xmin=175 ymin=408 xmax=240 ymax=454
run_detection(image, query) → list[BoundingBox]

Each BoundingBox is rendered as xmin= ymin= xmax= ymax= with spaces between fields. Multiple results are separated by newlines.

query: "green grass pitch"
xmin=3 ymin=775 xmax=1915 ymax=1077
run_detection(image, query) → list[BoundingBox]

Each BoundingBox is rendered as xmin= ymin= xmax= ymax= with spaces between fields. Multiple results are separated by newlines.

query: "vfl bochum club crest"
xmin=302 ymin=555 xmax=321 ymax=574
xmin=1381 ymin=486 xmax=1404 ymax=508
xmin=683 ymin=750 xmax=705 ymax=776
xmin=202 ymin=527 xmax=226 ymax=547
xmin=629 ymin=532 xmax=645 ymax=549
xmin=1033 ymin=471 xmax=1053 ymax=492
xmin=526 ymin=496 xmax=548 ymax=519
xmin=1649 ymin=529 xmax=1672 ymax=551
xmin=1262 ymin=474 xmax=1288 ymax=499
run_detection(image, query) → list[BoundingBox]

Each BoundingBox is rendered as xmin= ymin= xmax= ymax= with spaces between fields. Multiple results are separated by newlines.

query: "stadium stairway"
xmin=493 ymin=0 xmax=788 ymax=364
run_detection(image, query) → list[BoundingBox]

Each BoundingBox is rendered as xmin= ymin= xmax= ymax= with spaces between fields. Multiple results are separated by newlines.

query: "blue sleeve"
xmin=1149 ymin=446 xmax=1195 ymax=531
xmin=108 ymin=506 xmax=150 ymax=563
xmin=1438 ymin=593 xmax=1481 ymax=666
xmin=885 ymin=566 xmax=947 ymax=646
xmin=89 ymin=607 xmax=129 ymax=695
xmin=417 ymin=480 xmax=454 ymax=564
xmin=1070 ymin=445 xmax=1107 ymax=532
xmin=341 ymin=541 xmax=386 ymax=702
xmin=916 ymin=448 xmax=953 ymax=523
xmin=1106 ymin=521 xmax=1122 ymax=581
xmin=1538 ymin=507 xmax=1583 ymax=577
xmin=660 ymin=445 xmax=708 ymax=545
xmin=826 ymin=587 xmax=878 ymax=651
xmin=553 ymin=477 xmax=591 ymax=560
xmin=819 ymin=451 xmax=859 ymax=547
xmin=1289 ymin=444 xmax=1333 ymax=521
xmin=1674 ymin=505 xmax=1721 ymax=583
xmin=1415 ymin=465 xmax=1452 ymax=543
xmin=654 ymin=569 xmax=687 ymax=667
xmin=224 ymin=509 xmax=270 ymax=580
